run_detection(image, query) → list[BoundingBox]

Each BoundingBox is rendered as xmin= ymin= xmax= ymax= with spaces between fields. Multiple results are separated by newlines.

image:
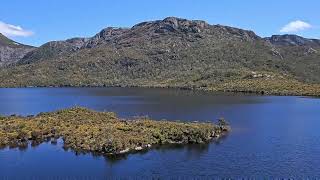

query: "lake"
xmin=0 ymin=87 xmax=320 ymax=179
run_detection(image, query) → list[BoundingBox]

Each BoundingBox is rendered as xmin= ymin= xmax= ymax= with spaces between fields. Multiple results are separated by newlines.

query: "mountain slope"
xmin=264 ymin=35 xmax=320 ymax=83
xmin=0 ymin=17 xmax=319 ymax=95
xmin=0 ymin=33 xmax=35 ymax=66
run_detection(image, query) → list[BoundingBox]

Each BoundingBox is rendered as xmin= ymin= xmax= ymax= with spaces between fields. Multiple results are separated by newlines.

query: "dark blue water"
xmin=1 ymin=88 xmax=320 ymax=179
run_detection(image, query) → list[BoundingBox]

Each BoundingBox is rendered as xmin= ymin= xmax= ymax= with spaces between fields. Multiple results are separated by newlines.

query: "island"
xmin=0 ymin=107 xmax=230 ymax=155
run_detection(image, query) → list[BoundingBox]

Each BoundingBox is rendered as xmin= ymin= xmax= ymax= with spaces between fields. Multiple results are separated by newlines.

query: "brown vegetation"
xmin=0 ymin=107 xmax=230 ymax=155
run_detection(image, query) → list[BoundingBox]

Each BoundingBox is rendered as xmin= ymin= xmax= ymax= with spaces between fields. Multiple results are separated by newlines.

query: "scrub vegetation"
xmin=0 ymin=107 xmax=230 ymax=155
xmin=1 ymin=17 xmax=320 ymax=96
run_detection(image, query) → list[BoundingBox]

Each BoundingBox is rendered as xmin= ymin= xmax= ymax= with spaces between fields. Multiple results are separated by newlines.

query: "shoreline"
xmin=0 ymin=84 xmax=319 ymax=98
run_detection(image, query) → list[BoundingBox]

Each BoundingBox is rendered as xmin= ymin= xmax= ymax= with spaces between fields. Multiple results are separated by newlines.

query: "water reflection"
xmin=0 ymin=87 xmax=267 ymax=120
xmin=1 ymin=88 xmax=320 ymax=178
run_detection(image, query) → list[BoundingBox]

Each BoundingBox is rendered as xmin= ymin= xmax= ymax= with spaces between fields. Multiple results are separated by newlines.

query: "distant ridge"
xmin=0 ymin=33 xmax=35 ymax=66
xmin=265 ymin=34 xmax=320 ymax=46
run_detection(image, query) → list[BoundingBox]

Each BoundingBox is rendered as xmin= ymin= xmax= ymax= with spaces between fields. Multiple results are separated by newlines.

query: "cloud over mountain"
xmin=0 ymin=21 xmax=34 ymax=37
xmin=280 ymin=20 xmax=312 ymax=33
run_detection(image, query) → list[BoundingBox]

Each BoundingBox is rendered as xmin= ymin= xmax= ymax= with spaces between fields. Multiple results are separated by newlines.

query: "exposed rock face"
xmin=265 ymin=34 xmax=320 ymax=47
xmin=150 ymin=17 xmax=209 ymax=33
xmin=84 ymin=27 xmax=129 ymax=48
xmin=17 ymin=17 xmax=262 ymax=65
xmin=0 ymin=33 xmax=35 ymax=66
xmin=19 ymin=37 xmax=89 ymax=64
xmin=131 ymin=17 xmax=209 ymax=33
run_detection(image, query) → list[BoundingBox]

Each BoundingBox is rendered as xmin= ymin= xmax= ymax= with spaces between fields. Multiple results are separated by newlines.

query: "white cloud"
xmin=280 ymin=20 xmax=312 ymax=33
xmin=0 ymin=21 xmax=34 ymax=37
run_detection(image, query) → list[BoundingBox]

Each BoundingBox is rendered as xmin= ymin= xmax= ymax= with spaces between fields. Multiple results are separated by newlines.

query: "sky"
xmin=0 ymin=0 xmax=319 ymax=47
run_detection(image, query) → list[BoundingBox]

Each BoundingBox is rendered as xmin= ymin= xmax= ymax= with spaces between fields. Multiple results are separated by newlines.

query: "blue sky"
xmin=1 ymin=0 xmax=319 ymax=46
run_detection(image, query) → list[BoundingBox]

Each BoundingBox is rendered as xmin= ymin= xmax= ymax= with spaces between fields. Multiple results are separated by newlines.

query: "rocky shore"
xmin=0 ymin=107 xmax=230 ymax=155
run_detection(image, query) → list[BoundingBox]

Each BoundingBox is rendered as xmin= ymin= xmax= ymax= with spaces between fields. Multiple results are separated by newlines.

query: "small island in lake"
xmin=0 ymin=107 xmax=230 ymax=155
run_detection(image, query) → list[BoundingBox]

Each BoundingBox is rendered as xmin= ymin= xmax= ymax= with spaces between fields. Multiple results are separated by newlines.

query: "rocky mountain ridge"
xmin=0 ymin=17 xmax=319 ymax=96
xmin=16 ymin=17 xmax=265 ymax=64
xmin=0 ymin=33 xmax=35 ymax=66
xmin=10 ymin=17 xmax=320 ymax=66
xmin=265 ymin=34 xmax=320 ymax=47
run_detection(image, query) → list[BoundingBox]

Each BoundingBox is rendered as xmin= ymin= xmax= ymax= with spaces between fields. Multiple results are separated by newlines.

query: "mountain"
xmin=265 ymin=34 xmax=320 ymax=47
xmin=18 ymin=17 xmax=263 ymax=65
xmin=0 ymin=17 xmax=319 ymax=96
xmin=0 ymin=33 xmax=35 ymax=66
xmin=18 ymin=37 xmax=89 ymax=65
